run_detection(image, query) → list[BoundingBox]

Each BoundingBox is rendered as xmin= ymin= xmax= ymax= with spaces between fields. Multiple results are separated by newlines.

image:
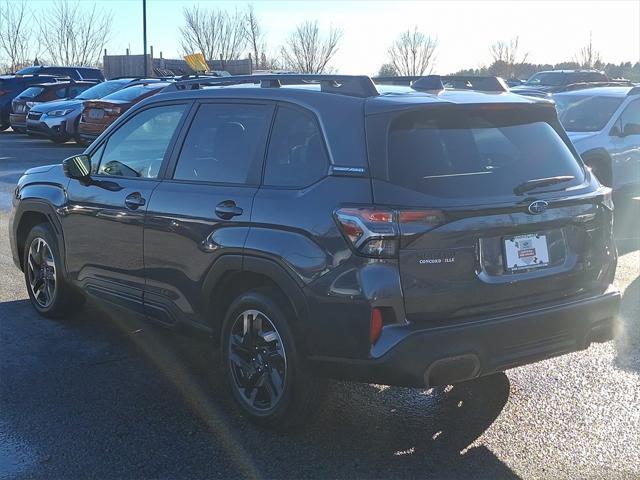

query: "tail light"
xmin=335 ymin=206 xmax=445 ymax=258
xmin=104 ymin=107 xmax=121 ymax=115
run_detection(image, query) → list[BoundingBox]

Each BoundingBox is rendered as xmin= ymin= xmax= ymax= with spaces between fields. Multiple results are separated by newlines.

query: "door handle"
xmin=124 ymin=192 xmax=146 ymax=210
xmin=215 ymin=200 xmax=243 ymax=220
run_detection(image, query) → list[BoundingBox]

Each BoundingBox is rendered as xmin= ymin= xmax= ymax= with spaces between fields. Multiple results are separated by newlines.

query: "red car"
xmin=9 ymin=80 xmax=96 ymax=133
xmin=77 ymin=82 xmax=171 ymax=144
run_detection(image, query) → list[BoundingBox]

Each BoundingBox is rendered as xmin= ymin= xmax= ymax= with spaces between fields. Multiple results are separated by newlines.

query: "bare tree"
xmin=244 ymin=4 xmax=266 ymax=69
xmin=0 ymin=0 xmax=32 ymax=72
xmin=37 ymin=0 xmax=111 ymax=66
xmin=388 ymin=26 xmax=437 ymax=76
xmin=489 ymin=36 xmax=528 ymax=78
xmin=575 ymin=32 xmax=602 ymax=69
xmin=280 ymin=21 xmax=342 ymax=74
xmin=180 ymin=6 xmax=248 ymax=63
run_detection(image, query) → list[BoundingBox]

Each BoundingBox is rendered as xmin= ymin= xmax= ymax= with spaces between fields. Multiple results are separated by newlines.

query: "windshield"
xmin=525 ymin=72 xmax=565 ymax=86
xmin=18 ymin=86 xmax=44 ymax=98
xmin=101 ymin=83 xmax=166 ymax=102
xmin=75 ymin=80 xmax=126 ymax=100
xmin=371 ymin=108 xmax=584 ymax=199
xmin=554 ymin=95 xmax=624 ymax=132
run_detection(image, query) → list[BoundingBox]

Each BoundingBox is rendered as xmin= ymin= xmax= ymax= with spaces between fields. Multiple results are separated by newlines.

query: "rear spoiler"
xmin=373 ymin=75 xmax=509 ymax=93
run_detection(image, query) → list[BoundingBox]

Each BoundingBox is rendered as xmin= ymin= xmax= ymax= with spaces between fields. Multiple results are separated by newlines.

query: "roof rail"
xmin=162 ymin=74 xmax=379 ymax=98
xmin=373 ymin=75 xmax=508 ymax=92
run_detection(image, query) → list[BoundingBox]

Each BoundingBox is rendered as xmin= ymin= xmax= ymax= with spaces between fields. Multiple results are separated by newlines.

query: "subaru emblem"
xmin=527 ymin=200 xmax=548 ymax=215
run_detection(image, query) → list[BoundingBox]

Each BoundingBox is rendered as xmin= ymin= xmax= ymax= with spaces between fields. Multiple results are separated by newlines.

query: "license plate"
xmin=88 ymin=109 xmax=104 ymax=119
xmin=504 ymin=233 xmax=549 ymax=271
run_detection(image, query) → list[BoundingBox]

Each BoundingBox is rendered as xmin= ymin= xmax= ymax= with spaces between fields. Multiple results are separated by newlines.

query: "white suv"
xmin=554 ymin=85 xmax=640 ymax=193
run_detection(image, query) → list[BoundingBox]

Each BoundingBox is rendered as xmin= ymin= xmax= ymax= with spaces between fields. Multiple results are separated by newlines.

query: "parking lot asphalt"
xmin=0 ymin=130 xmax=639 ymax=480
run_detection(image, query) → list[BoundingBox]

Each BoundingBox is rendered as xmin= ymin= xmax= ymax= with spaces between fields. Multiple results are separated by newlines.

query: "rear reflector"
xmin=370 ymin=308 xmax=383 ymax=344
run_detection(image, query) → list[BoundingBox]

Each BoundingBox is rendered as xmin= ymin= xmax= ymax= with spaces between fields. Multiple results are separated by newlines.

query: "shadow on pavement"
xmin=613 ymin=194 xmax=640 ymax=255
xmin=615 ymin=275 xmax=640 ymax=373
xmin=0 ymin=298 xmax=518 ymax=479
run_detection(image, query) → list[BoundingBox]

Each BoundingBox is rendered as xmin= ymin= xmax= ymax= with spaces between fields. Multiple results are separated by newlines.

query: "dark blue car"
xmin=0 ymin=74 xmax=58 ymax=130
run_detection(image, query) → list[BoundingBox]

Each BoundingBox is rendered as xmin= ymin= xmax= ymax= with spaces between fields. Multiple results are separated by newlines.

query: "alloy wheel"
xmin=228 ymin=309 xmax=287 ymax=412
xmin=27 ymin=237 xmax=57 ymax=308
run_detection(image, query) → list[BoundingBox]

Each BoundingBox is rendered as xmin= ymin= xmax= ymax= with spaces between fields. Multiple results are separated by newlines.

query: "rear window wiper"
xmin=513 ymin=175 xmax=575 ymax=195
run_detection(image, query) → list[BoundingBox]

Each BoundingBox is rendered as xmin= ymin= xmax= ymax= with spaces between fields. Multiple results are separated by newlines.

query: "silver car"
xmin=25 ymin=78 xmax=163 ymax=144
xmin=554 ymin=86 xmax=640 ymax=193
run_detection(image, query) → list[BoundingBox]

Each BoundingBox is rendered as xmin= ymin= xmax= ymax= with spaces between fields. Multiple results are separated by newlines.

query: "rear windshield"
xmin=554 ymin=95 xmax=623 ymax=132
xmin=525 ymin=72 xmax=565 ymax=86
xmin=370 ymin=107 xmax=585 ymax=199
xmin=102 ymin=84 xmax=165 ymax=102
xmin=16 ymin=67 xmax=39 ymax=75
xmin=75 ymin=80 xmax=126 ymax=100
xmin=18 ymin=86 xmax=44 ymax=98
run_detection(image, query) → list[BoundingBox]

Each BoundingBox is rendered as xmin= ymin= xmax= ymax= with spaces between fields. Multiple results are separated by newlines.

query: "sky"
xmin=29 ymin=0 xmax=640 ymax=75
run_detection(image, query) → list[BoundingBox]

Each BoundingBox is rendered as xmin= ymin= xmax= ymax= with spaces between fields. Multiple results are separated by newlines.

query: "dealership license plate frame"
xmin=503 ymin=233 xmax=550 ymax=272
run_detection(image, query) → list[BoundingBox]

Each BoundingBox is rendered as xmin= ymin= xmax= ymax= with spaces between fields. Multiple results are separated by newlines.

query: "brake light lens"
xmin=335 ymin=206 xmax=445 ymax=258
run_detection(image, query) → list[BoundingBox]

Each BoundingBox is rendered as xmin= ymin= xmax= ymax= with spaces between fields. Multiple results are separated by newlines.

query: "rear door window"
xmin=369 ymin=107 xmax=585 ymax=199
xmin=263 ymin=105 xmax=329 ymax=187
xmin=173 ymin=103 xmax=273 ymax=184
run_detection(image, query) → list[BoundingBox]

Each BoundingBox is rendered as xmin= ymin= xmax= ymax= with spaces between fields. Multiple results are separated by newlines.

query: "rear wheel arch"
xmin=581 ymin=148 xmax=613 ymax=187
xmin=204 ymin=255 xmax=309 ymax=351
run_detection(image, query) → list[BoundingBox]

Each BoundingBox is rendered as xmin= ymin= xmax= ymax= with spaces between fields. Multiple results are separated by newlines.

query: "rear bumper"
xmin=78 ymin=121 xmax=106 ymax=142
xmin=9 ymin=113 xmax=26 ymax=129
xmin=309 ymin=287 xmax=621 ymax=387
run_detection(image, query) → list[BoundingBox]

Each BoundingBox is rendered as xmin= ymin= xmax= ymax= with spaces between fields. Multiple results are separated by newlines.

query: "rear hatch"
xmin=81 ymin=99 xmax=129 ymax=126
xmin=366 ymin=103 xmax=616 ymax=324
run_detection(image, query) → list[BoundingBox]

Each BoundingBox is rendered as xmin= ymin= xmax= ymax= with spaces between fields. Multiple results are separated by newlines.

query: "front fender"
xmin=11 ymin=179 xmax=69 ymax=273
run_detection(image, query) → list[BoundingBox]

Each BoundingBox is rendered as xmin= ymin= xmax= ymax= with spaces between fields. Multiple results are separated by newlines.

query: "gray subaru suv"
xmin=9 ymin=74 xmax=620 ymax=428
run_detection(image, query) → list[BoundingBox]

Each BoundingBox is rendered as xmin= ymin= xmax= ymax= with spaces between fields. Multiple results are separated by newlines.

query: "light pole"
xmin=143 ymin=0 xmax=148 ymax=77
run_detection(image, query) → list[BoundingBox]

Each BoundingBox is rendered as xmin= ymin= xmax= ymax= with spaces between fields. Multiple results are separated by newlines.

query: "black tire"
xmin=221 ymin=288 xmax=326 ymax=429
xmin=23 ymin=223 xmax=84 ymax=318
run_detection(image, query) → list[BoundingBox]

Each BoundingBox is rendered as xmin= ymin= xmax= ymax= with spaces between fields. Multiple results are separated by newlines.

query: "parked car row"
xmin=27 ymin=78 xmax=172 ymax=144
xmin=3 ymin=67 xmax=173 ymax=144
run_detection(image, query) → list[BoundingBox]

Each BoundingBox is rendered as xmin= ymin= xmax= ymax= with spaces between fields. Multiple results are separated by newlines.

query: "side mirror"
xmin=623 ymin=123 xmax=640 ymax=136
xmin=609 ymin=125 xmax=622 ymax=137
xmin=62 ymin=154 xmax=92 ymax=180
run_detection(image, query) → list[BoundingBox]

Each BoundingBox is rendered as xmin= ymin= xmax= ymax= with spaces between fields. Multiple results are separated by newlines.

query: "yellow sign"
xmin=184 ymin=53 xmax=209 ymax=73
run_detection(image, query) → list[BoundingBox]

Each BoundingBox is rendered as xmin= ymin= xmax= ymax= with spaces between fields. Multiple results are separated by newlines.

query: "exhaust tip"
xmin=424 ymin=354 xmax=481 ymax=386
